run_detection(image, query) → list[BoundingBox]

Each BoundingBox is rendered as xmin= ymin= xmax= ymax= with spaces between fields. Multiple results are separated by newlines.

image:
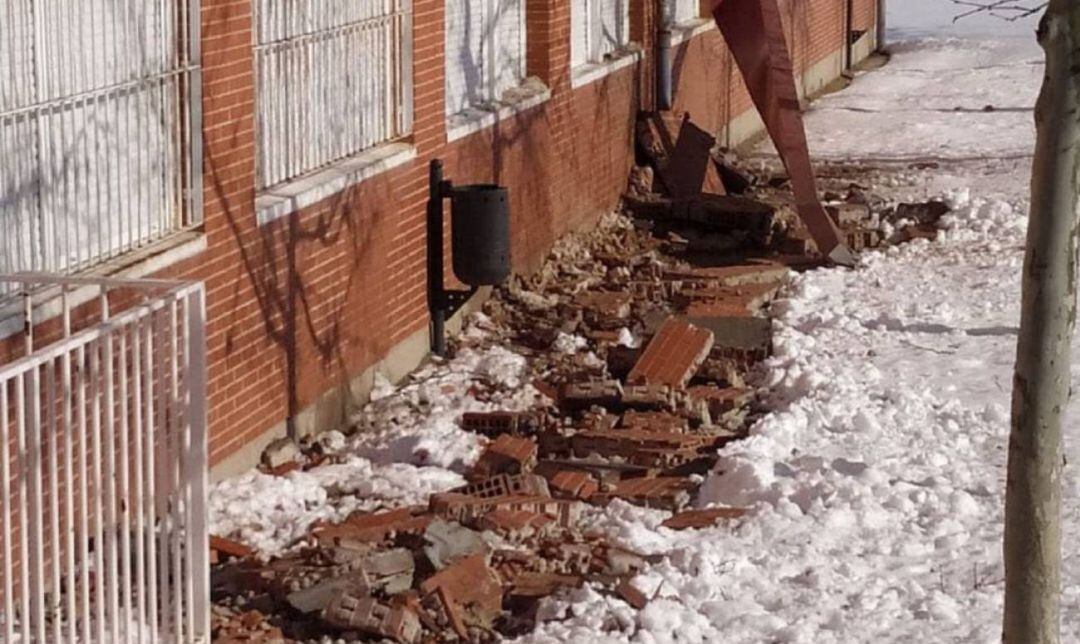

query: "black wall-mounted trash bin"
xmin=450 ymin=184 xmax=511 ymax=286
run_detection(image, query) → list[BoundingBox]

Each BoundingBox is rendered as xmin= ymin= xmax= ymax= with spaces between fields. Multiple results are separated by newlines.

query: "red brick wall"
xmin=0 ymin=0 xmax=877 ymax=466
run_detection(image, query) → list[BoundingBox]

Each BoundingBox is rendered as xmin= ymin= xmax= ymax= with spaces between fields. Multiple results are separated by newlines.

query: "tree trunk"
xmin=1004 ymin=3 xmax=1080 ymax=643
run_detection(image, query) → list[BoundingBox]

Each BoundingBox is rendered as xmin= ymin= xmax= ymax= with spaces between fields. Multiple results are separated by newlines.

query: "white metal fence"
xmin=0 ymin=1 xmax=203 ymax=293
xmin=255 ymin=0 xmax=414 ymax=190
xmin=0 ymin=274 xmax=209 ymax=643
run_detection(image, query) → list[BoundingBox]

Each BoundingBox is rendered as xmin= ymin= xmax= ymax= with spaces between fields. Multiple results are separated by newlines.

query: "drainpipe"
xmin=877 ymin=0 xmax=887 ymax=51
xmin=844 ymin=0 xmax=854 ymax=71
xmin=656 ymin=0 xmax=674 ymax=110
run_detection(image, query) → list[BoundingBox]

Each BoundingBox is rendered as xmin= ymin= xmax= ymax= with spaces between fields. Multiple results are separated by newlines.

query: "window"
xmin=571 ymin=0 xmax=630 ymax=69
xmin=665 ymin=0 xmax=702 ymax=27
xmin=255 ymin=1 xmax=414 ymax=190
xmin=444 ymin=0 xmax=526 ymax=116
xmin=0 ymin=0 xmax=201 ymax=289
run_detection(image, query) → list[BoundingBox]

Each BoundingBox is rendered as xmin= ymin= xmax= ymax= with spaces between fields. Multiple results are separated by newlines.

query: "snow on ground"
xmin=519 ymin=17 xmax=1080 ymax=644
xmin=210 ymin=342 xmax=548 ymax=555
xmin=209 ymin=7 xmax=1074 ymax=642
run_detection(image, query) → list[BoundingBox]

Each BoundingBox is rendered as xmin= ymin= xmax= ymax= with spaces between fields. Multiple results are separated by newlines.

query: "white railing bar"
xmin=15 ymin=371 xmax=30 ymax=641
xmin=90 ymin=338 xmax=105 ymax=644
xmin=76 ymin=343 xmax=91 ymax=644
xmin=119 ymin=328 xmax=134 ymax=642
xmin=0 ymin=284 xmax=202 ymax=379
xmin=46 ymin=345 xmax=62 ymax=643
xmin=169 ymin=298 xmax=183 ymax=642
xmin=0 ymin=272 xmax=194 ymax=289
xmin=133 ymin=318 xmax=147 ymax=644
xmin=187 ymin=290 xmax=210 ymax=640
xmin=62 ymin=298 xmax=78 ymax=644
xmin=28 ymin=364 xmax=46 ymax=643
xmin=1 ymin=382 xmax=13 ymax=644
xmin=154 ymin=303 xmax=171 ymax=644
xmin=254 ymin=10 xmax=406 ymax=49
xmin=143 ymin=313 xmax=159 ymax=644
xmin=103 ymin=315 xmax=120 ymax=643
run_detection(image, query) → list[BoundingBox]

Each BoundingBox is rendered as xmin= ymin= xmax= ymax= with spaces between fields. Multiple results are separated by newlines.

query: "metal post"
xmin=877 ymin=0 xmax=886 ymax=51
xmin=428 ymin=160 xmax=447 ymax=357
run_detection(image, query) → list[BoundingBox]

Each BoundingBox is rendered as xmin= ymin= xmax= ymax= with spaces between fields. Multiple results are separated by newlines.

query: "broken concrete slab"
xmin=826 ymin=202 xmax=871 ymax=227
xmin=422 ymin=520 xmax=490 ymax=570
xmin=261 ymin=437 xmax=300 ymax=470
xmin=628 ymin=317 xmax=715 ymax=389
xmin=663 ymin=262 xmax=789 ymax=288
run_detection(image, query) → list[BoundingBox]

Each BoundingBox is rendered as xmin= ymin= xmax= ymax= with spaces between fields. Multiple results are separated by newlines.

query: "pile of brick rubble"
xmin=209 ymin=143 xmax=947 ymax=643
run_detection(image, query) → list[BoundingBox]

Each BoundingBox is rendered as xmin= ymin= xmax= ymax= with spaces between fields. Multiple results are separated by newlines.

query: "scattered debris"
xmin=210 ymin=143 xmax=927 ymax=642
xmin=628 ymin=317 xmax=715 ymax=388
xmin=662 ymin=507 xmax=750 ymax=530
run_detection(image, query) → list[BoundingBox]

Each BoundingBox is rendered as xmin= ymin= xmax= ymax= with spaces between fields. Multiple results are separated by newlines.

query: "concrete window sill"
xmin=666 ymin=17 xmax=716 ymax=47
xmin=570 ymin=46 xmax=644 ymax=90
xmin=0 ymin=229 xmax=207 ymax=341
xmin=445 ymin=78 xmax=552 ymax=143
xmin=256 ymin=141 xmax=418 ymax=226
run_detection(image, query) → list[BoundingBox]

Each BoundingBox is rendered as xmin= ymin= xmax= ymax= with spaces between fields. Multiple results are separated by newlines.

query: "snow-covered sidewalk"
xmin=519 ymin=25 xmax=1080 ymax=644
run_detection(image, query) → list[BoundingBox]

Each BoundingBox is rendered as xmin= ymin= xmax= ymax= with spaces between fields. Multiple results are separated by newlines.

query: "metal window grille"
xmin=571 ymin=0 xmax=630 ymax=69
xmin=665 ymin=0 xmax=701 ymax=26
xmin=0 ymin=273 xmax=209 ymax=644
xmin=444 ymin=0 xmax=526 ymax=116
xmin=255 ymin=0 xmax=414 ymax=191
xmin=0 ymin=1 xmax=204 ymax=295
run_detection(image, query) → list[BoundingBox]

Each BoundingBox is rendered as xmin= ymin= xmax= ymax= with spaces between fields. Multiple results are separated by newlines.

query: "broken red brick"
xmin=430 ymin=493 xmax=581 ymax=528
xmin=687 ymin=386 xmax=753 ymax=419
xmin=560 ymin=380 xmax=624 ymax=411
xmin=547 ymin=470 xmax=599 ymax=501
xmin=210 ymin=535 xmax=254 ymax=561
xmin=661 ymin=507 xmax=749 ymax=530
xmin=460 ymin=411 xmax=530 ymax=437
xmin=420 ymin=554 xmax=503 ymax=636
xmin=571 ymin=429 xmax=715 ymax=468
xmin=620 ymin=410 xmax=689 ymax=433
xmin=453 ymin=473 xmax=550 ymax=499
xmin=615 ymin=579 xmax=649 ymax=609
xmin=509 ymin=572 xmax=585 ymax=599
xmin=313 ymin=507 xmax=432 ymax=547
xmin=469 ymin=435 xmax=538 ymax=480
xmin=577 ymin=291 xmax=633 ymax=320
xmin=479 ymin=509 xmax=555 ymax=538
xmin=628 ymin=317 xmax=715 ymax=389
xmin=322 ymin=593 xmax=421 ymax=643
xmin=602 ymin=477 xmax=695 ymax=511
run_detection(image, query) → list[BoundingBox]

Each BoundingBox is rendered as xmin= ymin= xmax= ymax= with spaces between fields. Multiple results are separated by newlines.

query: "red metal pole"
xmin=711 ymin=0 xmax=854 ymax=265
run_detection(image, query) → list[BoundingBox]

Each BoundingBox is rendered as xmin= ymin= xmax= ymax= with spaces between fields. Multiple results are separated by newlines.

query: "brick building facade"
xmin=0 ymin=0 xmax=880 ymax=477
